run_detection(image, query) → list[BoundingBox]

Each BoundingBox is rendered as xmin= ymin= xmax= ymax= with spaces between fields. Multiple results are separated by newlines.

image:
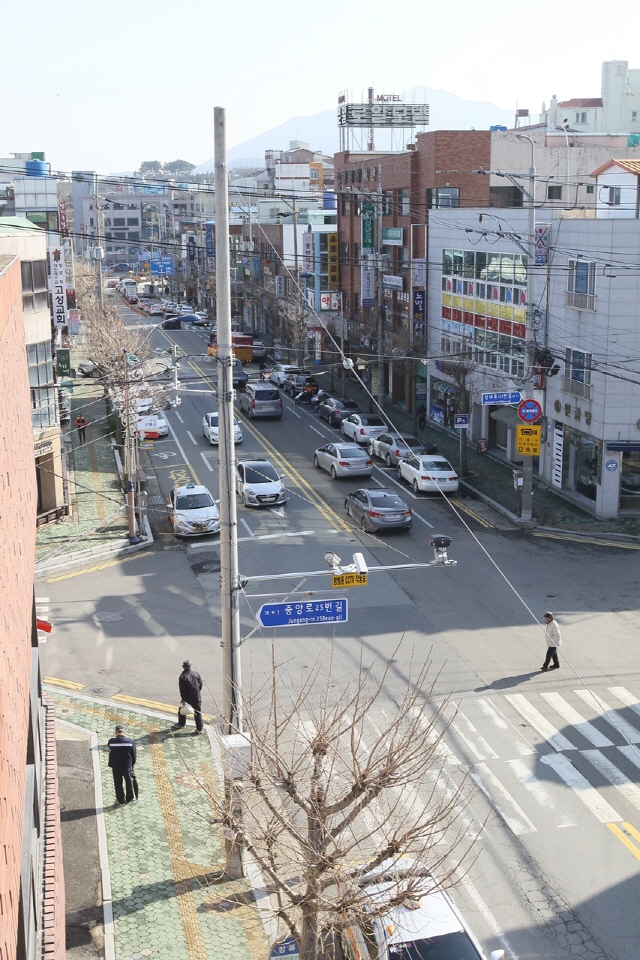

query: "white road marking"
xmin=240 ymin=518 xmax=254 ymax=538
xmin=540 ymin=753 xmax=622 ymax=822
xmin=373 ymin=464 xmax=419 ymax=499
xmin=476 ymin=698 xmax=537 ymax=756
xmin=166 ymin=419 xmax=198 ymax=482
xmin=582 ymin=749 xmax=640 ymax=811
xmin=470 ymin=762 xmax=537 ymax=835
xmin=505 ymin=757 xmax=577 ymax=826
xmin=372 ymin=477 xmax=385 ymax=487
xmin=444 ymin=704 xmax=498 ymax=761
xmin=609 ymin=687 xmax=640 ymax=721
xmin=187 ymin=431 xmax=198 ymax=446
xmin=174 ymin=411 xmax=184 ymax=423
xmin=412 ymin=510 xmax=434 ymax=529
xmin=200 ymin=452 xmax=214 ymax=472
xmin=308 ymin=424 xmax=326 ymax=438
xmin=574 ymin=689 xmax=640 ymax=744
xmin=540 ymin=692 xmax=614 ymax=748
xmin=506 ymin=694 xmax=577 ymax=752
xmin=288 ymin=407 xmax=302 ymax=419
xmin=270 ymin=507 xmax=285 ymax=517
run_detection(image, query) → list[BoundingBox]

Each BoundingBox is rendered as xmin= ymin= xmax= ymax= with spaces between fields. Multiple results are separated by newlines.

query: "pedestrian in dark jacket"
xmin=107 ymin=724 xmax=137 ymax=804
xmin=75 ymin=414 xmax=87 ymax=444
xmin=173 ymin=660 xmax=204 ymax=734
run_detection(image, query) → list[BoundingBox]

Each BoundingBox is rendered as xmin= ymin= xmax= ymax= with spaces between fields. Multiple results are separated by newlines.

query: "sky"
xmin=3 ymin=0 xmax=639 ymax=175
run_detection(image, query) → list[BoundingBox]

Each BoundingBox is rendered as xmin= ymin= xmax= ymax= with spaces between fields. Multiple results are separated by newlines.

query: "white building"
xmin=543 ymin=61 xmax=640 ymax=135
xmin=591 ymin=158 xmax=640 ymax=217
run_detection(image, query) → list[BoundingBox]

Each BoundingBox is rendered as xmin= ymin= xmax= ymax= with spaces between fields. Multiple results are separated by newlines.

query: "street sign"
xmin=128 ymin=354 xmax=139 ymax=365
xmin=517 ymin=398 xmax=542 ymax=423
xmin=332 ymin=572 xmax=368 ymax=589
xmin=481 ymin=391 xmax=522 ymax=406
xmin=257 ymin=598 xmax=348 ymax=628
xmin=150 ymin=257 xmax=174 ymax=276
xmin=269 ymin=937 xmax=300 ymax=960
xmin=516 ymin=425 xmax=541 ymax=457
xmin=454 ymin=414 xmax=469 ymax=429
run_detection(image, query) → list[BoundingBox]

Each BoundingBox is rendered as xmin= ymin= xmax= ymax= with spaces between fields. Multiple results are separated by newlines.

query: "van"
xmin=239 ymin=383 xmax=283 ymax=420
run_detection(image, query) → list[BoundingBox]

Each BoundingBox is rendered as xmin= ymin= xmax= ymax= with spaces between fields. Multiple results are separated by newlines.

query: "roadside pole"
xmin=376 ymin=164 xmax=385 ymax=412
xmin=516 ymin=135 xmax=536 ymax=524
xmin=122 ymin=350 xmax=140 ymax=544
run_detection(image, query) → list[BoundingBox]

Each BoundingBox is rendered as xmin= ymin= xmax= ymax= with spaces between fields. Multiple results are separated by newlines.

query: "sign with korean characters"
xmin=361 ymin=264 xmax=375 ymax=306
xmin=516 ymin=425 xmax=541 ymax=457
xmin=49 ymin=247 xmax=68 ymax=327
xmin=63 ymin=239 xmax=76 ymax=308
xmin=412 ymin=258 xmax=427 ymax=287
xmin=361 ymin=200 xmax=376 ymax=252
xmin=327 ymin=233 xmax=339 ymax=288
xmin=332 ymin=572 xmax=368 ymax=589
xmin=303 ymin=232 xmax=314 ymax=273
xmin=382 ymin=227 xmax=403 ymax=246
xmin=257 ymin=598 xmax=348 ymax=627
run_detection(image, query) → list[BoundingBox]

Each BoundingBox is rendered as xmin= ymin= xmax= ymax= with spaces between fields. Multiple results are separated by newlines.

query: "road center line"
xmin=200 ymin=452 xmax=214 ymax=472
xmin=187 ymin=430 xmax=198 ymax=446
xmin=288 ymin=407 xmax=302 ymax=419
xmin=174 ymin=411 xmax=184 ymax=423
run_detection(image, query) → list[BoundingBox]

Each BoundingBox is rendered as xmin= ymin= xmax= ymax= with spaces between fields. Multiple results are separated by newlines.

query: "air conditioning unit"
xmin=93 ymin=247 xmax=105 ymax=260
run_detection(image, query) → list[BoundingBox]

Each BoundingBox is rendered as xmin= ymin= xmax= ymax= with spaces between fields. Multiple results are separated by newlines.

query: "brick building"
xmin=0 ymin=254 xmax=65 ymax=960
xmin=334 ymin=130 xmax=491 ymax=411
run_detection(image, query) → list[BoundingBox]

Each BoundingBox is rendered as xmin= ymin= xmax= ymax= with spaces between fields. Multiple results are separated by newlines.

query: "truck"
xmin=120 ymin=279 xmax=138 ymax=300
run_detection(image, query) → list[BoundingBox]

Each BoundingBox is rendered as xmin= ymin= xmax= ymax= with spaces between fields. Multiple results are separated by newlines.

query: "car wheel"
xmin=243 ymin=494 xmax=251 ymax=508
xmin=314 ymin=455 xmax=320 ymax=468
xmin=386 ymin=453 xmax=392 ymax=467
xmin=367 ymin=442 xmax=374 ymax=456
xmin=340 ymin=422 xmax=346 ymax=435
xmin=413 ymin=479 xmax=419 ymax=494
xmin=397 ymin=466 xmax=403 ymax=480
xmin=361 ymin=515 xmax=368 ymax=532
xmin=344 ymin=501 xmax=351 ymax=516
xmin=330 ymin=466 xmax=337 ymax=480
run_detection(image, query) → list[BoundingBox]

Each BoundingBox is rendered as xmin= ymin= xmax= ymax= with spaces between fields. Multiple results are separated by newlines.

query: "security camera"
xmin=429 ymin=536 xmax=452 ymax=549
xmin=325 ymin=552 xmax=342 ymax=568
xmin=353 ymin=553 xmax=368 ymax=575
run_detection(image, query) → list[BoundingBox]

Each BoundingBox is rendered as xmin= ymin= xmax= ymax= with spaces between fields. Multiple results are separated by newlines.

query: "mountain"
xmin=194 ymin=87 xmax=514 ymax=172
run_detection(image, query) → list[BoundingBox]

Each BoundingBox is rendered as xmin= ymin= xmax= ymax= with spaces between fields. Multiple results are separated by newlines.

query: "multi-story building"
xmin=0 ymin=251 xmax=65 ymax=960
xmin=541 ymin=60 xmax=640 ymax=135
xmin=258 ymin=141 xmax=334 ymax=195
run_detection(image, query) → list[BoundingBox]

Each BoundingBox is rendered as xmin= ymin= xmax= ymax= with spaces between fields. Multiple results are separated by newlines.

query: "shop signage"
xmin=383 ymin=274 xmax=403 ymax=290
xmin=481 ymin=391 xmax=522 ymax=405
xmin=58 ymin=200 xmax=68 ymax=237
xmin=551 ymin=422 xmax=563 ymax=488
xmin=303 ymin=232 xmax=314 ymax=273
xmin=413 ymin=289 xmax=425 ymax=322
xmin=382 ymin=227 xmax=403 ymax=246
xmin=534 ymin=224 xmax=550 ymax=265
xmin=361 ymin=200 xmax=376 ymax=252
xmin=270 ymin=937 xmax=300 ymax=960
xmin=328 ymin=234 xmax=339 ymax=289
xmin=477 ymin=438 xmax=488 ymax=453
xmin=205 ymin=224 xmax=215 ymax=258
xmin=275 ymin=276 xmax=285 ymax=297
xmin=605 ymin=459 xmax=619 ymax=472
xmin=412 ymin=258 xmax=427 ymax=287
xmin=361 ymin=264 xmax=375 ymax=306
xmin=338 ymin=103 xmax=429 ymax=128
xmin=34 ymin=438 xmax=54 ymax=457
xmin=516 ymin=425 xmax=541 ymax=457
xmin=137 ymin=415 xmax=159 ymax=439
xmin=63 ymin=239 xmax=76 ymax=308
xmin=56 ymin=348 xmax=71 ymax=377
xmin=49 ymin=247 xmax=68 ymax=327
xmin=187 ymin=236 xmax=196 ymax=261
xmin=320 ymin=292 xmax=341 ymax=311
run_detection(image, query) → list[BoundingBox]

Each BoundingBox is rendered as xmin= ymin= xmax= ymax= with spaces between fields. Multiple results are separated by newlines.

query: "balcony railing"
xmin=562 ymin=376 xmax=592 ymax=400
xmin=566 ymin=291 xmax=595 ymax=311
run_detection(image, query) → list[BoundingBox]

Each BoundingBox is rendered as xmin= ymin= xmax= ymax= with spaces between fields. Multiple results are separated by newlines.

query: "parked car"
xmin=106 ymin=279 xmax=118 ymax=288
xmin=239 ymin=383 xmax=283 ymax=419
xmin=314 ymin=443 xmax=373 ymax=480
xmin=340 ymin=413 xmax=388 ymax=444
xmin=135 ymin=400 xmax=168 ymax=437
xmin=397 ymin=454 xmax=459 ymax=494
xmin=148 ymin=304 xmax=164 ymax=316
xmin=162 ymin=317 xmax=182 ymax=329
xmin=283 ymin=373 xmax=314 ymax=397
xmin=368 ymin=433 xmax=432 ymax=467
xmin=344 ymin=488 xmax=412 ymax=533
xmin=231 ymin=359 xmax=249 ymax=390
xmin=318 ymin=396 xmax=361 ymax=426
xmin=342 ymin=859 xmax=503 ymax=960
xmin=251 ymin=340 xmax=267 ymax=360
xmin=166 ymin=482 xmax=220 ymax=537
xmin=269 ymin=363 xmax=305 ymax=387
xmin=178 ymin=313 xmax=210 ymax=326
xmin=78 ymin=360 xmax=100 ymax=378
xmin=236 ymin=459 xmax=286 ymax=507
xmin=202 ymin=412 xmax=242 ymax=445
xmin=178 ymin=304 xmax=196 ymax=315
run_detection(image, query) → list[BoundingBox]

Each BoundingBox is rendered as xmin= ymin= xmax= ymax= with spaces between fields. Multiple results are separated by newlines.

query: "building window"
xmin=563 ymin=347 xmax=593 ymax=400
xmin=547 ymin=184 xmax=563 ymax=200
xmin=427 ymin=187 xmax=460 ymax=208
xmin=113 ymin=202 xmax=124 ymax=210
xmin=586 ymin=184 xmax=595 ymax=194
xmin=341 ymin=194 xmax=350 ymax=216
xmin=128 ymin=232 xmax=140 ymax=241
xmin=608 ymin=187 xmax=621 ymax=206
xmin=21 ymin=260 xmax=48 ymax=312
xmin=566 ymin=258 xmax=596 ymax=310
xmin=28 ymin=341 xmax=56 ymax=428
xmin=575 ymin=111 xmax=587 ymax=123
xmin=382 ymin=191 xmax=393 ymax=215
xmin=127 ymin=203 xmax=138 ymax=210
xmin=310 ymin=169 xmax=319 ymax=180
xmin=398 ymin=189 xmax=410 ymax=216
xmin=113 ymin=217 xmax=125 ymax=227
xmin=127 ymin=217 xmax=139 ymax=226
xmin=633 ymin=111 xmax=638 ymax=122
xmin=104 ymin=217 xmax=112 ymax=226
xmin=113 ymin=232 xmax=126 ymax=240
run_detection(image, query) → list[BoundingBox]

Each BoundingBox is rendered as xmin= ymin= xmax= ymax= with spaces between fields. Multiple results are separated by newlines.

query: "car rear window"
xmin=176 ymin=493 xmax=214 ymax=510
xmin=361 ymin=416 xmax=385 ymax=426
xmin=369 ymin=494 xmax=406 ymax=508
xmin=402 ymin=436 xmax=422 ymax=448
xmin=341 ymin=400 xmax=359 ymax=410
xmin=254 ymin=389 xmax=280 ymax=401
xmin=338 ymin=446 xmax=367 ymax=458
xmin=245 ymin=463 xmax=279 ymax=484
xmin=421 ymin=459 xmax=454 ymax=472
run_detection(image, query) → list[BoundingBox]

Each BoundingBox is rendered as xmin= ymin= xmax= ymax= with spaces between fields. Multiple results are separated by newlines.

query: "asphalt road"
xmin=40 ymin=311 xmax=640 ymax=960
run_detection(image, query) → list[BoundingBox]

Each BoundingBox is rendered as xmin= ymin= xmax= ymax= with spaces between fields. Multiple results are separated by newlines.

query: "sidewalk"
xmin=49 ymin=690 xmax=268 ymax=960
xmin=35 ymin=355 xmax=132 ymax=569
xmin=339 ymin=376 xmax=640 ymax=537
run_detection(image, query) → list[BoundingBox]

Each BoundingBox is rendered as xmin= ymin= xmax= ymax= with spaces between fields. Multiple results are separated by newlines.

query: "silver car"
xmin=313 ymin=443 xmax=373 ymax=480
xmin=368 ymin=432 xmax=429 ymax=467
xmin=340 ymin=413 xmax=388 ymax=444
xmin=344 ymin=488 xmax=412 ymax=532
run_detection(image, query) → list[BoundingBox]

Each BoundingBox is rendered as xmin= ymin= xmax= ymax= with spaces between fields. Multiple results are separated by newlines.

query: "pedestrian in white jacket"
xmin=541 ymin=612 xmax=562 ymax=671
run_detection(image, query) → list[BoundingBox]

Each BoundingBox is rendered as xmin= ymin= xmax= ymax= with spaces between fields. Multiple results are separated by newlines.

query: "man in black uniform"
xmin=107 ymin=724 xmax=137 ymax=804
xmin=173 ymin=660 xmax=204 ymax=734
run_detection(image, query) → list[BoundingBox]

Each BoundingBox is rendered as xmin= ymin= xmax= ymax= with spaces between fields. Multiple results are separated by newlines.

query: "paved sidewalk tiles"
xmin=49 ymin=692 xmax=268 ymax=960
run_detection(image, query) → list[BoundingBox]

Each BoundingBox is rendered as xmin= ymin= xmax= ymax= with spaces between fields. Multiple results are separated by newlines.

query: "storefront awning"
xmin=606 ymin=441 xmax=640 ymax=452
xmin=432 ymin=379 xmax=459 ymax=395
xmin=490 ymin=406 xmax=522 ymax=426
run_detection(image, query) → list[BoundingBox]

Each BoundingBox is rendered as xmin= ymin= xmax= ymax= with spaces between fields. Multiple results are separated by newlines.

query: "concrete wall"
xmin=594 ymin=167 xmax=640 ymax=217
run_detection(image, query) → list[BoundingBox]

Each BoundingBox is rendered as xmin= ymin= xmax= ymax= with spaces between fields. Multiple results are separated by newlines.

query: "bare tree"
xmin=439 ymin=352 xmax=479 ymax=479
xmin=206 ymin=651 xmax=478 ymax=960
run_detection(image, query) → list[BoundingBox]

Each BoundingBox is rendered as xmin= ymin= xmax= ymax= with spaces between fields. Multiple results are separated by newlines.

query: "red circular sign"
xmin=518 ymin=399 xmax=542 ymax=423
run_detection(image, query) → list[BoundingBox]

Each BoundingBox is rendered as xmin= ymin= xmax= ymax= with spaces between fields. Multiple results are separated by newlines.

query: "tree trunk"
xmin=301 ymin=903 xmax=321 ymax=960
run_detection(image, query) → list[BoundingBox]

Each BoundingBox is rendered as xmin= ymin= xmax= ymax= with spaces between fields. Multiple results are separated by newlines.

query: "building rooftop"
xmin=590 ymin=158 xmax=640 ymax=177
xmin=558 ymin=98 xmax=604 ymax=109
xmin=0 ymin=215 xmax=44 ymax=234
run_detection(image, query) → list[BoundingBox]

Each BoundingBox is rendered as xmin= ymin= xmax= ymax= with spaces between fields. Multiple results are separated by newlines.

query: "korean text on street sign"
xmin=332 ymin=572 xmax=368 ymax=589
xmin=49 ymin=248 xmax=68 ymax=327
xmin=269 ymin=937 xmax=300 ymax=960
xmin=454 ymin=414 xmax=469 ymax=429
xmin=257 ymin=599 xmax=348 ymax=628
xmin=517 ymin=398 xmax=542 ymax=423
xmin=56 ymin=348 xmax=71 ymax=377
xmin=516 ymin=425 xmax=541 ymax=457
xmin=481 ymin=391 xmax=522 ymax=406
xmin=361 ymin=200 xmax=375 ymax=252
xmin=150 ymin=257 xmax=174 ymax=276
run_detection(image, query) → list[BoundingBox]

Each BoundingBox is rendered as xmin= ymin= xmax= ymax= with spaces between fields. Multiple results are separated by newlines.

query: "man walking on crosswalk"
xmin=541 ymin=611 xmax=562 ymax=671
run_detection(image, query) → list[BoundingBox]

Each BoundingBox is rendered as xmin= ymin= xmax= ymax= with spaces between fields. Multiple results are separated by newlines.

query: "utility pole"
xmin=94 ymin=191 xmax=104 ymax=313
xmin=516 ymin=134 xmax=536 ymax=525
xmin=122 ymin=350 xmax=140 ymax=545
xmin=376 ymin=164 xmax=385 ymax=412
xmin=214 ymin=107 xmax=243 ymax=736
xmin=291 ymin=196 xmax=302 ymax=366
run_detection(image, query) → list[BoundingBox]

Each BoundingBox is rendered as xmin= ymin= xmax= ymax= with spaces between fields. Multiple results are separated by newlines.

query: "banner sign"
xmin=383 ymin=274 xmax=403 ymax=290
xmin=62 ymin=239 xmax=76 ymax=308
xmin=412 ymin=258 xmax=426 ymax=287
xmin=205 ymin=224 xmax=215 ymax=258
xmin=382 ymin=227 xmax=403 ymax=246
xmin=58 ymin=200 xmax=68 ymax=238
xmin=303 ymin=232 xmax=314 ymax=273
xmin=413 ymin=289 xmax=425 ymax=322
xmin=361 ymin=264 xmax=375 ymax=306
xmin=361 ymin=200 xmax=376 ymax=252
xmin=327 ymin=234 xmax=339 ymax=288
xmin=338 ymin=103 xmax=429 ymax=127
xmin=49 ymin=247 xmax=68 ymax=327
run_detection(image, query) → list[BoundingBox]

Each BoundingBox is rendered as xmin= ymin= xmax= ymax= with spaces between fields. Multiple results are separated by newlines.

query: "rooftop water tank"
xmin=25 ymin=159 xmax=47 ymax=177
xmin=322 ymin=191 xmax=337 ymax=210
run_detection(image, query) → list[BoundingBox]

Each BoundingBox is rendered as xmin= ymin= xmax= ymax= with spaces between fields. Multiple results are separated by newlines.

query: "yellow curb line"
xmin=44 ymin=677 xmax=85 ymax=690
xmin=533 ymin=531 xmax=640 ymax=550
xmin=607 ymin=822 xmax=640 ymax=861
xmin=451 ymin=499 xmax=494 ymax=528
xmin=111 ymin=693 xmax=214 ymax=722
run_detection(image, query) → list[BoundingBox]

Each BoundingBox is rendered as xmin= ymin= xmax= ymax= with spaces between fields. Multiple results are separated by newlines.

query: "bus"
xmin=118 ymin=278 xmax=138 ymax=299
xmin=207 ymin=332 xmax=254 ymax=363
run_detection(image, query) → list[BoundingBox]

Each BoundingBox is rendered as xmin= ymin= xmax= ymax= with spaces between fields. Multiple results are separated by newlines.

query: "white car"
xmin=313 ymin=443 xmax=373 ymax=479
xmin=236 ymin=459 xmax=286 ymax=507
xmin=148 ymin=304 xmax=164 ymax=316
xmin=340 ymin=413 xmax=388 ymax=444
xmin=343 ymin=859 xmax=503 ymax=960
xmin=269 ymin=363 xmax=304 ymax=387
xmin=397 ymin=454 xmax=459 ymax=494
xmin=166 ymin=482 xmax=220 ymax=537
xmin=202 ymin=412 xmax=243 ymax=445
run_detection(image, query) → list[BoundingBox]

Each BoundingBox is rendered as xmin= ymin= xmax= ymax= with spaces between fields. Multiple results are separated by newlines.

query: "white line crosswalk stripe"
xmin=609 ymin=686 xmax=640 ymax=720
xmin=582 ymin=749 xmax=640 ymax=812
xmin=505 ymin=694 xmax=577 ymax=752
xmin=469 ymin=762 xmax=537 ymax=835
xmin=504 ymin=758 xmax=577 ymax=828
xmin=475 ymin=698 xmax=537 ymax=756
xmin=574 ymin=689 xmax=640 ymax=744
xmin=444 ymin=704 xmax=498 ymax=761
xmin=540 ymin=753 xmax=623 ymax=823
xmin=540 ymin=692 xmax=614 ymax=748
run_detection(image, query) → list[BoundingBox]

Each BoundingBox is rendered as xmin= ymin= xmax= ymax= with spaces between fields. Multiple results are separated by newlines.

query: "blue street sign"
xmin=257 ymin=598 xmax=348 ymax=628
xmin=150 ymin=257 xmax=174 ymax=276
xmin=481 ymin=391 xmax=522 ymax=406
xmin=454 ymin=414 xmax=469 ymax=429
xmin=270 ymin=938 xmax=300 ymax=960
xmin=205 ymin=224 xmax=215 ymax=258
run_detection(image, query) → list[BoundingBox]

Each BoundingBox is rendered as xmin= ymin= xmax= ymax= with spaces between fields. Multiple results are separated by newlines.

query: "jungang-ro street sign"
xmin=257 ymin=599 xmax=348 ymax=628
